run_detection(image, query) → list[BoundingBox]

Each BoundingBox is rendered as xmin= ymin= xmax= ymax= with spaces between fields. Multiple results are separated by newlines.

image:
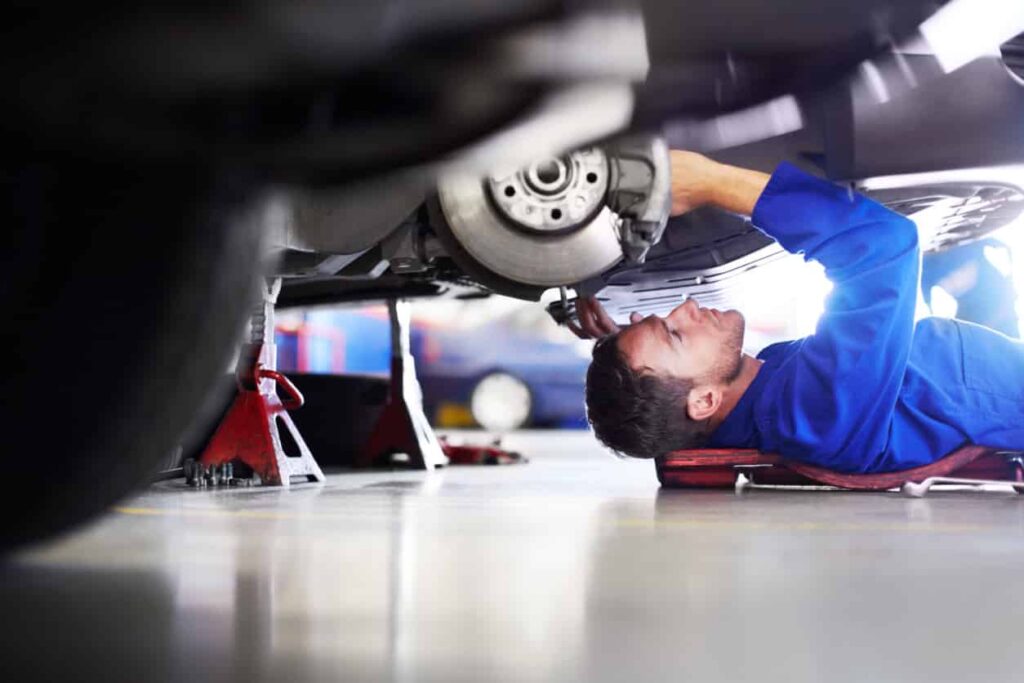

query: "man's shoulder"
xmin=755 ymin=338 xmax=803 ymax=363
xmin=913 ymin=316 xmax=965 ymax=345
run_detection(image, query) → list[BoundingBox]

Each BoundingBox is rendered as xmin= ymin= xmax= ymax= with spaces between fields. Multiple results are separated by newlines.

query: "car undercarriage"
xmin=273 ymin=31 xmax=1024 ymax=320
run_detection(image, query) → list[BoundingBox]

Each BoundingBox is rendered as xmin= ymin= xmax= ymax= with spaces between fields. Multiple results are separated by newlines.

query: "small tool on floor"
xmin=183 ymin=460 xmax=256 ymax=488
xmin=901 ymin=476 xmax=1024 ymax=498
xmin=439 ymin=436 xmax=527 ymax=466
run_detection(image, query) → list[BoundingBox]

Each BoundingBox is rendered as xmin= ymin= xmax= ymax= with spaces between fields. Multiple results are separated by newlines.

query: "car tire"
xmin=469 ymin=372 xmax=533 ymax=432
xmin=1 ymin=152 xmax=266 ymax=550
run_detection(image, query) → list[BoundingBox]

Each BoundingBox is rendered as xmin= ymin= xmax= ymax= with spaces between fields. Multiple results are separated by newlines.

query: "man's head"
xmin=585 ymin=298 xmax=746 ymax=458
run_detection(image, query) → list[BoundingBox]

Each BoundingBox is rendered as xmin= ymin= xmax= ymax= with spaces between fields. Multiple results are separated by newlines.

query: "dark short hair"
xmin=585 ymin=333 xmax=710 ymax=458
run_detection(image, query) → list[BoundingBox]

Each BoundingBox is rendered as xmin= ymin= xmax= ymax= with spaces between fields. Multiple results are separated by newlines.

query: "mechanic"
xmin=575 ymin=151 xmax=1024 ymax=473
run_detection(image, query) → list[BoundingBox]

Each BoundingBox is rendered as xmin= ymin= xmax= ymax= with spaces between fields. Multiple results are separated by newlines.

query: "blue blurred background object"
xmin=276 ymin=306 xmax=391 ymax=376
xmin=921 ymin=237 xmax=1019 ymax=338
xmin=414 ymin=304 xmax=590 ymax=431
xmin=276 ymin=300 xmax=590 ymax=430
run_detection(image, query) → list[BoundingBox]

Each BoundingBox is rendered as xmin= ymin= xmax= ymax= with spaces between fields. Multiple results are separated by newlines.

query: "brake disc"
xmin=437 ymin=147 xmax=623 ymax=287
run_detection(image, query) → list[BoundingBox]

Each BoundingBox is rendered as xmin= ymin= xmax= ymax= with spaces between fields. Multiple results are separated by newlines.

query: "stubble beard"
xmin=708 ymin=313 xmax=745 ymax=385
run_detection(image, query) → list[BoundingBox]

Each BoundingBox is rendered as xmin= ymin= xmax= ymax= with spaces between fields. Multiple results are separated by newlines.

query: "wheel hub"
xmin=436 ymin=136 xmax=670 ymax=290
xmin=486 ymin=148 xmax=609 ymax=235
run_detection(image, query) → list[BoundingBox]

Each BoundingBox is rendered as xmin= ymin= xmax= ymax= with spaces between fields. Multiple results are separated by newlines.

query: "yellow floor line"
xmin=617 ymin=518 xmax=990 ymax=534
xmin=114 ymin=506 xmax=999 ymax=533
xmin=114 ymin=506 xmax=306 ymax=521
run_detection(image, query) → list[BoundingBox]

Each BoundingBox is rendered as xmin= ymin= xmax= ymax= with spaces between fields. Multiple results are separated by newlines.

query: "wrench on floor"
xmin=901 ymin=477 xmax=1024 ymax=498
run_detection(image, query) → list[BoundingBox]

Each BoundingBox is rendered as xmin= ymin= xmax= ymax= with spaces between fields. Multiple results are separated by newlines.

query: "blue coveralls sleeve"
xmin=750 ymin=162 xmax=920 ymax=472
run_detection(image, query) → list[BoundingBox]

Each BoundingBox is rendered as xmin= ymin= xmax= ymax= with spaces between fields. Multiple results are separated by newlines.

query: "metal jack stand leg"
xmin=358 ymin=300 xmax=448 ymax=470
xmin=193 ymin=278 xmax=325 ymax=487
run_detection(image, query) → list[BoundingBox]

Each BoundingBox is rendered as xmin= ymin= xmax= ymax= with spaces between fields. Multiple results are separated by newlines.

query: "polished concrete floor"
xmin=3 ymin=430 xmax=1024 ymax=682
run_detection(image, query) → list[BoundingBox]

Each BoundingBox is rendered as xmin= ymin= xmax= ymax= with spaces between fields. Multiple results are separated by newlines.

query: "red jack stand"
xmin=195 ymin=279 xmax=325 ymax=486
xmin=358 ymin=300 xmax=448 ymax=470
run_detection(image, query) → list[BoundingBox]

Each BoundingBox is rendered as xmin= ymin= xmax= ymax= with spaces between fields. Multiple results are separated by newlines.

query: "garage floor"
xmin=3 ymin=430 xmax=1024 ymax=683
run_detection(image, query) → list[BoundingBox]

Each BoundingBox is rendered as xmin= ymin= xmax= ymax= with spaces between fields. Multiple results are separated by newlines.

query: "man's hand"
xmin=567 ymin=296 xmax=643 ymax=340
xmin=563 ymin=153 xmax=772 ymax=340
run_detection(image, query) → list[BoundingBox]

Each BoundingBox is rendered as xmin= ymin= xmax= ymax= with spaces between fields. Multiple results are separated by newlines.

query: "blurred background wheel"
xmin=1 ymin=151 xmax=267 ymax=551
xmin=469 ymin=372 xmax=533 ymax=432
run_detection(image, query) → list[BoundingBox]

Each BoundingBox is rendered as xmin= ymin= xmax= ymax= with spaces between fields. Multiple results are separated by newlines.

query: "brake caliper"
xmin=603 ymin=135 xmax=672 ymax=266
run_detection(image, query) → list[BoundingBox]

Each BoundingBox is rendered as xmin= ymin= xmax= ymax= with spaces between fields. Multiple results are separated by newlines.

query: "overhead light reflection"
xmin=664 ymin=95 xmax=804 ymax=152
xmin=920 ymin=0 xmax=1024 ymax=73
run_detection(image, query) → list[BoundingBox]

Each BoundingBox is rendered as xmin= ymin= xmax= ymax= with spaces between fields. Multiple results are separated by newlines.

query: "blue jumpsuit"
xmin=708 ymin=163 xmax=1024 ymax=473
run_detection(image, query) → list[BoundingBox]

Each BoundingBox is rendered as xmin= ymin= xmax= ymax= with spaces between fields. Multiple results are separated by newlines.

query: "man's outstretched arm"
xmin=669 ymin=150 xmax=770 ymax=217
xmin=749 ymin=163 xmax=920 ymax=472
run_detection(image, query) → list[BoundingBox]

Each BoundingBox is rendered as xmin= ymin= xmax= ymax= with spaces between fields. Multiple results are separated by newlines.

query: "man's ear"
xmin=686 ymin=386 xmax=721 ymax=422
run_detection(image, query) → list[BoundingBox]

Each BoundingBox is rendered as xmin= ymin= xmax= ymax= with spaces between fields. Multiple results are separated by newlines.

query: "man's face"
xmin=617 ymin=298 xmax=746 ymax=384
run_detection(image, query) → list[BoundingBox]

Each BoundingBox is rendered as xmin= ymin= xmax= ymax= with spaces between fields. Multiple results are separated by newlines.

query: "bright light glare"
xmin=992 ymin=220 xmax=1024 ymax=339
xmin=983 ymin=244 xmax=1013 ymax=277
xmin=732 ymin=256 xmax=831 ymax=353
xmin=928 ymin=286 xmax=959 ymax=319
xmin=665 ymin=95 xmax=804 ymax=152
xmin=920 ymin=0 xmax=1024 ymax=72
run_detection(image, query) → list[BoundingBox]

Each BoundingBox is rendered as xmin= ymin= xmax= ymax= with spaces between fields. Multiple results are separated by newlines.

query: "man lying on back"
xmin=574 ymin=151 xmax=1024 ymax=473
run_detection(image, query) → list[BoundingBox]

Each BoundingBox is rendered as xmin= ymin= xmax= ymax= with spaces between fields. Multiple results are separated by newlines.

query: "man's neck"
xmin=707 ymin=354 xmax=763 ymax=432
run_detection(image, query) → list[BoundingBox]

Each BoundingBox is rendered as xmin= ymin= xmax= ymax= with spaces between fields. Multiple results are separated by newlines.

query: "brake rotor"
xmin=437 ymin=147 xmax=622 ymax=287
